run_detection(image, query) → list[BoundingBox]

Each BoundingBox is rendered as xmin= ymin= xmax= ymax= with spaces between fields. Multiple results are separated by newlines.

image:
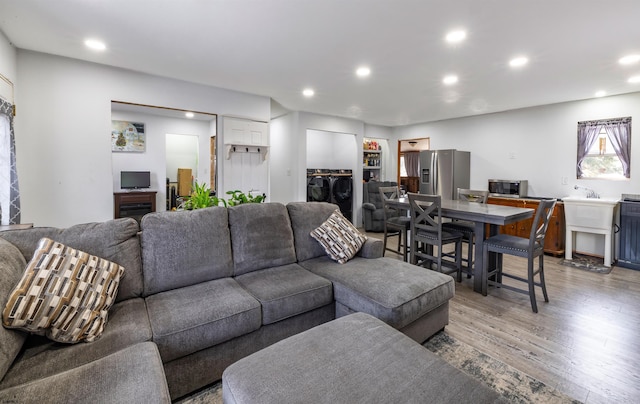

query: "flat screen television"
xmin=121 ymin=171 xmax=151 ymax=189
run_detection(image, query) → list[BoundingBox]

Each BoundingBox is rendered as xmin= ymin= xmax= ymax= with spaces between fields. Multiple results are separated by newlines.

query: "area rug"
xmin=176 ymin=331 xmax=579 ymax=403
xmin=559 ymin=253 xmax=612 ymax=274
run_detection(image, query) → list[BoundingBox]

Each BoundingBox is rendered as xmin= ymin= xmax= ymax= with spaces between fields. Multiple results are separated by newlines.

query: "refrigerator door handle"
xmin=432 ymin=152 xmax=438 ymax=195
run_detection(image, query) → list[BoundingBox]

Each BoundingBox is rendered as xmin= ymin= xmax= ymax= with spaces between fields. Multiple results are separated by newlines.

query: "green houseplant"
xmin=178 ymin=181 xmax=226 ymax=210
xmin=225 ymin=190 xmax=266 ymax=206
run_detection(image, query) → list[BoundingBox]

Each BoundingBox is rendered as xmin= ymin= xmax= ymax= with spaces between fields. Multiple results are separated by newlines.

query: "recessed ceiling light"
xmin=628 ymin=76 xmax=640 ymax=84
xmin=185 ymin=112 xmax=194 ymax=118
xmin=84 ymin=39 xmax=106 ymax=51
xmin=445 ymin=30 xmax=467 ymax=43
xmin=442 ymin=75 xmax=458 ymax=85
xmin=594 ymin=90 xmax=606 ymax=97
xmin=619 ymin=54 xmax=640 ymax=65
xmin=302 ymin=88 xmax=315 ymax=97
xmin=509 ymin=56 xmax=528 ymax=68
xmin=356 ymin=66 xmax=371 ymax=77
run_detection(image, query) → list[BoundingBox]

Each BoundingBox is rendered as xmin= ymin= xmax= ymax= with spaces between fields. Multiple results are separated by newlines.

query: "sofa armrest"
xmin=362 ymin=203 xmax=376 ymax=211
xmin=358 ymin=238 xmax=383 ymax=258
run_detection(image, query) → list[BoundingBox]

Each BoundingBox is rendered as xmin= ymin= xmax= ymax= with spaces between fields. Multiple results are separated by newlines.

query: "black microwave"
xmin=488 ymin=179 xmax=528 ymax=198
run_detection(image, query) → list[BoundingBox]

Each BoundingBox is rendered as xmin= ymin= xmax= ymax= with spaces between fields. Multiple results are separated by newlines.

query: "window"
xmin=400 ymin=154 xmax=408 ymax=177
xmin=577 ymin=117 xmax=631 ymax=180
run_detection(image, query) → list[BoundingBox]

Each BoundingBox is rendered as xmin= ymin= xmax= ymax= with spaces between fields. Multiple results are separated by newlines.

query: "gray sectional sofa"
xmin=0 ymin=201 xmax=454 ymax=401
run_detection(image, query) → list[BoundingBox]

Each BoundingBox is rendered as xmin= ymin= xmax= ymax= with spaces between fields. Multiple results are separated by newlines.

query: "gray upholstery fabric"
xmin=286 ymin=201 xmax=383 ymax=260
xmin=286 ymin=201 xmax=345 ymax=262
xmin=0 ymin=297 xmax=152 ymax=390
xmin=223 ymin=313 xmax=504 ymax=404
xmin=0 ymin=239 xmax=27 ymax=381
xmin=0 ymin=218 xmax=143 ymax=302
xmin=140 ymin=207 xmax=233 ymax=295
xmin=235 ymin=263 xmax=333 ymax=325
xmin=300 ymin=256 xmax=454 ymax=329
xmin=362 ymin=181 xmax=399 ymax=232
xmin=145 ymin=278 xmax=261 ymax=362
xmin=163 ymin=304 xmax=335 ymax=400
xmin=0 ymin=342 xmax=171 ymax=404
xmin=229 ymin=203 xmax=297 ymax=276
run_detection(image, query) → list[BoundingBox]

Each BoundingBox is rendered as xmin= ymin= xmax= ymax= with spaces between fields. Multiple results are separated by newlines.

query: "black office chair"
xmin=482 ymin=199 xmax=556 ymax=312
xmin=379 ymin=186 xmax=411 ymax=261
xmin=442 ymin=189 xmax=489 ymax=277
xmin=408 ymin=193 xmax=463 ymax=281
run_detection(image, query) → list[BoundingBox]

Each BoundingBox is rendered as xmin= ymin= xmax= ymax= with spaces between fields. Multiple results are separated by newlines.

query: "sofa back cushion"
xmin=140 ymin=207 xmax=233 ymax=296
xmin=0 ymin=238 xmax=28 ymax=381
xmin=286 ymin=202 xmax=340 ymax=262
xmin=228 ymin=203 xmax=297 ymax=276
xmin=0 ymin=218 xmax=142 ymax=303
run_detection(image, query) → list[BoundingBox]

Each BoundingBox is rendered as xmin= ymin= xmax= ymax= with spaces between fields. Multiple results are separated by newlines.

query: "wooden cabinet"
xmin=114 ymin=191 xmax=157 ymax=222
xmin=488 ymin=197 xmax=565 ymax=256
xmin=400 ymin=177 xmax=419 ymax=193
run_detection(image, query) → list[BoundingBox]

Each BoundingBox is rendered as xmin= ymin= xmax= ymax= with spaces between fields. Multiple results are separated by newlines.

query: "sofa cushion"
xmin=286 ymin=202 xmax=342 ymax=262
xmin=235 ymin=263 xmax=333 ymax=325
xmin=299 ymin=257 xmax=454 ymax=329
xmin=3 ymin=238 xmax=124 ymax=344
xmin=140 ymin=207 xmax=233 ymax=295
xmin=228 ymin=203 xmax=297 ymax=276
xmin=0 ymin=239 xmax=28 ymax=382
xmin=0 ymin=342 xmax=171 ymax=403
xmin=310 ymin=209 xmax=367 ymax=264
xmin=145 ymin=278 xmax=261 ymax=362
xmin=0 ymin=218 xmax=142 ymax=303
xmin=0 ymin=297 xmax=152 ymax=390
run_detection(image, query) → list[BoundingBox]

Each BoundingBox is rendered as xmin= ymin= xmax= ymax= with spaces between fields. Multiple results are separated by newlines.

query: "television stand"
xmin=114 ymin=191 xmax=157 ymax=223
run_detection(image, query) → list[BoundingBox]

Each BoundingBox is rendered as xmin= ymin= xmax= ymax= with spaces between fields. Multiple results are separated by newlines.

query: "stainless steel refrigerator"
xmin=419 ymin=150 xmax=470 ymax=200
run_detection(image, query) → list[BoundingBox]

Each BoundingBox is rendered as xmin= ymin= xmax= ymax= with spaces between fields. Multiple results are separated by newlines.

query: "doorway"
xmin=398 ymin=138 xmax=429 ymax=193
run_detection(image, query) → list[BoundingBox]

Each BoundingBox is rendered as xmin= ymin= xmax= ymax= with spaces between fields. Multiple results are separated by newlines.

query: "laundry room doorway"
xmin=306 ymin=129 xmax=356 ymax=222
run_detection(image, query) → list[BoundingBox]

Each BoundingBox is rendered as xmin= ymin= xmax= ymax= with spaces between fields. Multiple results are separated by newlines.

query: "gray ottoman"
xmin=222 ymin=313 xmax=505 ymax=404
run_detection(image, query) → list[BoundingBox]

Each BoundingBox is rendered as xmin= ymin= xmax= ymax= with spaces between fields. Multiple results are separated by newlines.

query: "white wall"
xmin=306 ymin=129 xmax=357 ymax=170
xmin=15 ymin=50 xmax=269 ymax=227
xmin=0 ymin=31 xmax=16 ymax=100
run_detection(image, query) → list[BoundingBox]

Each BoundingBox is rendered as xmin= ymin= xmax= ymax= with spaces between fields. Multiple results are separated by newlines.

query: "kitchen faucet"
xmin=574 ymin=185 xmax=600 ymax=199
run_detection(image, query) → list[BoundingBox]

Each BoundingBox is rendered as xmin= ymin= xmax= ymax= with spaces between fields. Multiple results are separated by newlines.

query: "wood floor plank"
xmin=368 ymin=231 xmax=640 ymax=403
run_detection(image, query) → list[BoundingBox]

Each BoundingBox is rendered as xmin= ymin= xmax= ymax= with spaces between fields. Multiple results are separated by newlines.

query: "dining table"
xmin=386 ymin=196 xmax=534 ymax=294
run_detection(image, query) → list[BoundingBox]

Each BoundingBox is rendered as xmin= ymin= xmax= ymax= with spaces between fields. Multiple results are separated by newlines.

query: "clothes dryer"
xmin=330 ymin=169 xmax=353 ymax=222
xmin=307 ymin=169 xmax=331 ymax=203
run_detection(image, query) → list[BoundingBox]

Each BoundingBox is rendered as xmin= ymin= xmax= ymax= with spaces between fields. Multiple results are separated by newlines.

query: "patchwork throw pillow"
xmin=2 ymin=238 xmax=125 ymax=343
xmin=310 ymin=209 xmax=367 ymax=264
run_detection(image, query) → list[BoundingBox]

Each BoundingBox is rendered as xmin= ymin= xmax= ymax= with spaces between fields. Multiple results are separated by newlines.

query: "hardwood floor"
xmin=366 ymin=232 xmax=640 ymax=403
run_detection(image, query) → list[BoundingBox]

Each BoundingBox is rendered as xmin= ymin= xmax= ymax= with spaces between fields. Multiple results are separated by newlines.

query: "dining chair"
xmin=379 ymin=186 xmax=411 ymax=261
xmin=408 ymin=193 xmax=463 ymax=281
xmin=482 ymin=199 xmax=557 ymax=312
xmin=442 ymin=189 xmax=490 ymax=278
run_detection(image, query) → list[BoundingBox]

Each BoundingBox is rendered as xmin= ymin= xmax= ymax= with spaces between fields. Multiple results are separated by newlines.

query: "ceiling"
xmin=1 ymin=0 xmax=639 ymax=127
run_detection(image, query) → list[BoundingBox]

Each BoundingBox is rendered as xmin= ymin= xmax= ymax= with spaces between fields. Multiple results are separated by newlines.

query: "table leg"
xmin=473 ymin=223 xmax=500 ymax=295
xmin=473 ymin=222 xmax=486 ymax=294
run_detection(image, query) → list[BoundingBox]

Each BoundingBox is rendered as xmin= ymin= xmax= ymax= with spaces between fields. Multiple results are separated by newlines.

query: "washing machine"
xmin=330 ymin=169 xmax=353 ymax=222
xmin=307 ymin=169 xmax=331 ymax=203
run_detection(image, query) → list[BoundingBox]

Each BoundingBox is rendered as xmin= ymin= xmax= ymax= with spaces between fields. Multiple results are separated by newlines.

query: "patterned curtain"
xmin=0 ymin=97 xmax=21 ymax=225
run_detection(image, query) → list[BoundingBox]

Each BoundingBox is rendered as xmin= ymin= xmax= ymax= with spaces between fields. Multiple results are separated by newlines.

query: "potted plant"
xmin=226 ymin=190 xmax=266 ymax=206
xmin=178 ymin=181 xmax=226 ymax=210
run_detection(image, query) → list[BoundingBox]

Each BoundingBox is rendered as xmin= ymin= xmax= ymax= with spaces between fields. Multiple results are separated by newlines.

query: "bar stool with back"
xmin=481 ymin=199 xmax=557 ymax=312
xmin=408 ymin=193 xmax=464 ymax=281
xmin=379 ymin=186 xmax=411 ymax=261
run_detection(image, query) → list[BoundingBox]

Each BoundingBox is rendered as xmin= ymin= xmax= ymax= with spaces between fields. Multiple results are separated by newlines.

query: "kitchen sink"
xmin=562 ymin=196 xmax=620 ymax=267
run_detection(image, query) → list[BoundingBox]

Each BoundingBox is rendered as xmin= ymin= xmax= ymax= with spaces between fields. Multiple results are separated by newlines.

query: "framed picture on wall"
xmin=111 ymin=120 xmax=146 ymax=152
